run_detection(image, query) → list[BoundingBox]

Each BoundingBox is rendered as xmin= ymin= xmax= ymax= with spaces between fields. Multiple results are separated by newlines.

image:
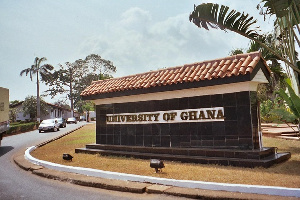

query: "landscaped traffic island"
xmin=78 ymin=52 xmax=291 ymax=167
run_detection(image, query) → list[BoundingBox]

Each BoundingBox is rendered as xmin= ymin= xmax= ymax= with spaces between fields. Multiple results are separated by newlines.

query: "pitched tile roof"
xmin=81 ymin=51 xmax=269 ymax=97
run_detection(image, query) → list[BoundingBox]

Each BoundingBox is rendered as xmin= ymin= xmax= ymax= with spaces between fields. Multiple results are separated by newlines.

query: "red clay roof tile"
xmin=81 ymin=51 xmax=269 ymax=97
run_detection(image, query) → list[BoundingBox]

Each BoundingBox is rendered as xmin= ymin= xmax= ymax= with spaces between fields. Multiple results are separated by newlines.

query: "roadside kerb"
xmin=15 ymin=156 xmax=296 ymax=200
xmin=14 ymin=124 xmax=300 ymax=199
xmin=24 ymin=146 xmax=300 ymax=198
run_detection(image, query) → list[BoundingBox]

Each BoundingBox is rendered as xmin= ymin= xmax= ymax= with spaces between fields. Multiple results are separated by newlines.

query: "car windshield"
xmin=56 ymin=118 xmax=63 ymax=122
xmin=41 ymin=119 xmax=54 ymax=124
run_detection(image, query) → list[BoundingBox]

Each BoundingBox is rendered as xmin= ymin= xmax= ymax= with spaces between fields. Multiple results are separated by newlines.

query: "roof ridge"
xmin=81 ymin=51 xmax=267 ymax=97
xmin=92 ymin=51 xmax=262 ymax=84
xmin=184 ymin=51 xmax=261 ymax=67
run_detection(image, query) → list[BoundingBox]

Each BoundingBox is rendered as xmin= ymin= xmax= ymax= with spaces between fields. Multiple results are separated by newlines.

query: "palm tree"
xmin=189 ymin=1 xmax=300 ymax=93
xmin=20 ymin=57 xmax=54 ymax=122
xmin=248 ymin=34 xmax=287 ymax=93
xmin=230 ymin=34 xmax=287 ymax=100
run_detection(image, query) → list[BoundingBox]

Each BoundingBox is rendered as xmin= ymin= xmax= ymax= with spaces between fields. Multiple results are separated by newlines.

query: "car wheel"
xmin=39 ymin=130 xmax=41 ymax=133
xmin=53 ymin=127 xmax=57 ymax=132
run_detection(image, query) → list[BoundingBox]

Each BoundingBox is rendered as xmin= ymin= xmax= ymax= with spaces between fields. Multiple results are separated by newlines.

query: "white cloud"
xmin=78 ymin=8 xmax=243 ymax=77
xmin=0 ymin=0 xmax=275 ymax=102
xmin=120 ymin=7 xmax=152 ymax=32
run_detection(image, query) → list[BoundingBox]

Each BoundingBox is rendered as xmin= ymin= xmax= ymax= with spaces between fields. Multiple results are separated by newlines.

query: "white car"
xmin=38 ymin=119 xmax=60 ymax=133
xmin=67 ymin=117 xmax=77 ymax=124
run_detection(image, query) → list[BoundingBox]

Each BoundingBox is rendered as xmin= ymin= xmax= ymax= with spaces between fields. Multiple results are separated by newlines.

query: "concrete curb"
xmin=13 ymin=125 xmax=300 ymax=199
xmin=25 ymin=146 xmax=300 ymax=198
xmin=32 ymin=168 xmax=151 ymax=193
xmin=14 ymin=154 xmax=299 ymax=200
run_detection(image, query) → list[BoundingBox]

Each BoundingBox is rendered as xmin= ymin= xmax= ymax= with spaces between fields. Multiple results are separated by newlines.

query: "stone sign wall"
xmin=96 ymin=91 xmax=259 ymax=149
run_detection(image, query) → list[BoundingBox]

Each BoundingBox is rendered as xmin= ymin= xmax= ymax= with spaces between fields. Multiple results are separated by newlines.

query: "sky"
xmin=0 ymin=0 xmax=275 ymax=104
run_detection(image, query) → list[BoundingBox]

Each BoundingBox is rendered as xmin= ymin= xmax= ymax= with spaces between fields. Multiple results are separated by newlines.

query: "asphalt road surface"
xmin=0 ymin=122 xmax=187 ymax=200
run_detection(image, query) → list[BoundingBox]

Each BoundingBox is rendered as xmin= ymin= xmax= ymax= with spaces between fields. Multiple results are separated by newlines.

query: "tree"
xmin=53 ymin=100 xmax=71 ymax=110
xmin=85 ymin=54 xmax=116 ymax=80
xmin=78 ymin=101 xmax=95 ymax=122
xmin=249 ymin=34 xmax=287 ymax=98
xmin=229 ymin=33 xmax=287 ymax=100
xmin=44 ymin=54 xmax=116 ymax=116
xmin=258 ymin=0 xmax=300 ymax=93
xmin=10 ymin=100 xmax=22 ymax=105
xmin=189 ymin=1 xmax=300 ymax=93
xmin=20 ymin=57 xmax=54 ymax=122
xmin=9 ymin=100 xmax=22 ymax=122
xmin=45 ymin=61 xmax=84 ymax=116
xmin=229 ymin=35 xmax=288 ymax=123
xmin=22 ymin=96 xmax=48 ymax=121
xmin=73 ymin=72 xmax=112 ymax=113
xmin=9 ymin=107 xmax=19 ymax=122
xmin=229 ymin=48 xmax=244 ymax=56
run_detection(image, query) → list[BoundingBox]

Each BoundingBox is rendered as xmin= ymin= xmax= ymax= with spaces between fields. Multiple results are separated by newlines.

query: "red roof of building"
xmin=81 ymin=51 xmax=269 ymax=97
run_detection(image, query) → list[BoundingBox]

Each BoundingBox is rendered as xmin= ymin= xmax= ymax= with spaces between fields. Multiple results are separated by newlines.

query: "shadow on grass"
xmin=286 ymin=146 xmax=300 ymax=154
xmin=0 ymin=146 xmax=14 ymax=157
xmin=270 ymin=160 xmax=300 ymax=176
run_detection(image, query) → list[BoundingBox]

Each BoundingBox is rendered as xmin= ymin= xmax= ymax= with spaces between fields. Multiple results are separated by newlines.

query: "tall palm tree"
xmin=230 ymin=34 xmax=287 ymax=100
xmin=247 ymin=34 xmax=287 ymax=90
xmin=189 ymin=1 xmax=300 ymax=92
xmin=20 ymin=57 xmax=54 ymax=122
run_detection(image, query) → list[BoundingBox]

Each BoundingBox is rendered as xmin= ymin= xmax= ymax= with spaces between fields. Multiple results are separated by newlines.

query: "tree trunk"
xmin=70 ymin=69 xmax=74 ymax=117
xmin=36 ymin=73 xmax=40 ymax=123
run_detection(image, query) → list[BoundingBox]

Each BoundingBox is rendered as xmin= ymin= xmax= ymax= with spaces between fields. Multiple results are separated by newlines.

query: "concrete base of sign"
xmin=75 ymin=144 xmax=291 ymax=168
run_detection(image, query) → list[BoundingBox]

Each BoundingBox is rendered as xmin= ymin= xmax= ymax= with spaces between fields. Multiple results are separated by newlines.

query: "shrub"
xmin=260 ymin=98 xmax=290 ymax=123
xmin=6 ymin=122 xmax=38 ymax=135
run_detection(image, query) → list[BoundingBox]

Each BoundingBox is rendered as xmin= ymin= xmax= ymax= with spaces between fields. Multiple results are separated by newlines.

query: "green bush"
xmin=6 ymin=126 xmax=18 ymax=135
xmin=6 ymin=122 xmax=38 ymax=135
xmin=260 ymin=98 xmax=293 ymax=123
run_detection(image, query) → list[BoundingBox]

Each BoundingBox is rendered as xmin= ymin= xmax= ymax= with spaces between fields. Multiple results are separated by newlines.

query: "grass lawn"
xmin=31 ymin=123 xmax=300 ymax=188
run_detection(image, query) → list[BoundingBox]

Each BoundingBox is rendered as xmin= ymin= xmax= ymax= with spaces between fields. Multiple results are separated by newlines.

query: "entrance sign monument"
xmin=106 ymin=107 xmax=224 ymax=124
xmin=78 ymin=52 xmax=290 ymax=167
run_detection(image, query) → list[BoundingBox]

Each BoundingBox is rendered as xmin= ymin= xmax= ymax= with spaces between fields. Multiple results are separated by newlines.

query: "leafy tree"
xmin=9 ymin=100 xmax=22 ymax=122
xmin=230 ymin=35 xmax=288 ymax=123
xmin=45 ymin=61 xmax=84 ymax=116
xmin=20 ymin=57 xmax=54 ymax=122
xmin=44 ymin=54 xmax=116 ymax=116
xmin=9 ymin=107 xmax=19 ymax=122
xmin=258 ymin=0 xmax=300 ymax=91
xmin=85 ymin=54 xmax=116 ymax=80
xmin=259 ymin=97 xmax=293 ymax=123
xmin=77 ymin=100 xmax=95 ymax=122
xmin=249 ymin=34 xmax=288 ymax=99
xmin=10 ymin=100 xmax=22 ymax=105
xmin=73 ymin=73 xmax=112 ymax=113
xmin=22 ymin=96 xmax=48 ymax=121
xmin=189 ymin=1 xmax=300 ymax=93
xmin=53 ymin=100 xmax=71 ymax=110
xmin=229 ymin=48 xmax=244 ymax=56
xmin=229 ymin=33 xmax=287 ymax=101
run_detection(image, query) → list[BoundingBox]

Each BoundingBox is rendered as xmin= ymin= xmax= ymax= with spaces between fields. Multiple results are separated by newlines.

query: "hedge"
xmin=6 ymin=122 xmax=39 ymax=135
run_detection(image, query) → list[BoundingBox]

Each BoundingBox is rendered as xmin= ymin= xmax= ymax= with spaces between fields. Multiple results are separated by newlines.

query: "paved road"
xmin=0 ymin=123 xmax=187 ymax=200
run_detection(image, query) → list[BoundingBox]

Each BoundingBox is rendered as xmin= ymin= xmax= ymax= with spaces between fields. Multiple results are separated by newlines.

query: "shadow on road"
xmin=0 ymin=146 xmax=14 ymax=157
